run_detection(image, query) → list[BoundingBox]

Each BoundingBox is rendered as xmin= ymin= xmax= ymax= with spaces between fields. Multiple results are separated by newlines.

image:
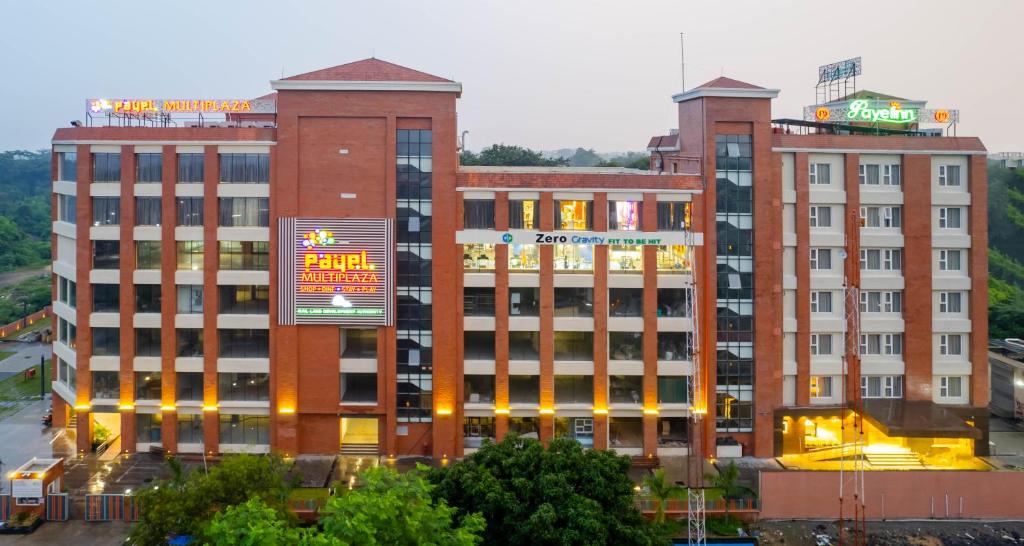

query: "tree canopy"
xmin=430 ymin=434 xmax=661 ymax=546
xmin=988 ymin=163 xmax=1024 ymax=339
xmin=459 ymin=144 xmax=567 ymax=167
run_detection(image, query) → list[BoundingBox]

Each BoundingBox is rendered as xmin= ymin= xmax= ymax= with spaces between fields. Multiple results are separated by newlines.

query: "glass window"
xmin=940 ymin=376 xmax=963 ymax=397
xmin=218 ymin=329 xmax=269 ymax=358
xmin=509 ymin=332 xmax=540 ymax=360
xmin=135 ymin=196 xmax=160 ymax=224
xmin=92 ymin=371 xmax=120 ymax=399
xmin=464 ymin=331 xmax=496 ymax=360
xmin=92 ymin=328 xmax=120 ymax=356
xmin=58 ymin=151 xmax=77 ymax=182
xmin=219 ymin=153 xmax=270 ymax=183
xmin=58 ymin=318 xmax=77 ymax=349
xmin=608 ymin=201 xmax=641 ymax=231
xmin=218 ymin=373 xmax=270 ymax=401
xmin=508 ymin=416 xmax=539 ymax=437
xmin=136 ymin=241 xmax=162 ymax=269
xmin=340 ymin=372 xmax=378 ymax=403
xmin=135 ymin=328 xmax=161 ymax=356
xmin=658 ymin=332 xmax=691 ymax=360
xmin=462 ymin=243 xmax=495 ymax=271
xmin=658 ymin=288 xmax=691 ymax=317
xmin=554 ymin=200 xmax=593 ymax=230
xmin=464 ymin=287 xmax=495 ymax=316
xmin=509 ymin=287 xmax=539 ymax=316
xmin=176 ymin=197 xmax=203 ymax=226
xmin=657 ymin=416 xmax=687 ymax=446
xmin=136 ymin=153 xmax=162 ymax=183
xmin=809 ymin=163 xmax=831 ymax=185
xmin=218 ymin=197 xmax=269 ymax=227
xmin=553 ymin=244 xmax=593 ymax=271
xmin=658 ymin=376 xmax=689 ymax=404
xmin=218 ymin=285 xmax=269 ymax=314
xmin=135 ymin=371 xmax=162 ymax=399
xmin=610 ymin=375 xmax=643 ymax=404
xmin=509 ymin=200 xmax=537 ymax=229
xmin=509 ymin=376 xmax=539 ymax=404
xmin=609 ymin=332 xmax=642 ymax=360
xmin=609 ymin=417 xmax=643 ymax=448
xmin=463 ymin=200 xmax=495 ymax=229
xmin=342 ymin=329 xmax=377 ymax=358
xmin=219 ymin=414 xmax=270 ymax=445
xmin=609 ymin=288 xmax=642 ymax=317
xmin=657 ymin=202 xmax=690 ymax=231
xmin=464 ymin=417 xmax=496 ymax=448
xmin=93 ymin=284 xmax=119 ymax=312
xmin=656 ymin=245 xmax=691 ymax=272
xmin=859 ymin=164 xmax=880 ymax=185
xmin=136 ymin=413 xmax=163 ymax=443
xmin=58 ymin=194 xmax=77 ymax=223
xmin=464 ymin=375 xmax=495 ymax=404
xmin=136 ymin=284 xmax=161 ymax=313
xmin=92 ymin=153 xmax=121 ymax=182
xmin=553 ymin=332 xmax=593 ymax=361
xmin=176 ymin=241 xmax=204 ymax=271
xmin=508 ymin=244 xmax=540 ymax=271
xmin=810 ymin=248 xmax=832 ymax=270
xmin=176 ymin=329 xmax=203 ymax=357
xmin=92 ymin=240 xmax=119 ymax=270
xmin=176 ymin=372 xmax=204 ymax=401
xmin=58 ymin=276 xmax=77 ymax=308
xmin=609 ymin=245 xmax=642 ymax=273
xmin=553 ymin=288 xmax=593 ymax=317
xmin=219 ymin=241 xmax=269 ymax=271
xmin=177 ymin=285 xmax=204 ymax=314
xmin=92 ymin=197 xmax=120 ymax=226
xmin=939 ymin=165 xmax=961 ymax=187
xmin=177 ymin=414 xmax=204 ymax=444
xmin=554 ymin=375 xmax=593 ymax=405
xmin=177 ymin=154 xmax=204 ymax=183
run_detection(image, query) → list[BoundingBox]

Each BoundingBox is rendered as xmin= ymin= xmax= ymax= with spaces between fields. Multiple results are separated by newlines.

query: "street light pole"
xmin=40 ymin=355 xmax=45 ymax=399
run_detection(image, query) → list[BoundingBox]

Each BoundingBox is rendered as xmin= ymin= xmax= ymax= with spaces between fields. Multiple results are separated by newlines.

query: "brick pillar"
xmin=119 ymin=146 xmax=137 ymax=453
xmin=74 ymin=144 xmax=94 ymax=455
xmin=592 ymin=193 xmax=609 ymax=450
xmin=202 ymin=146 xmax=220 ymax=454
xmin=160 ymin=145 xmax=178 ymax=452
xmin=844 ymin=154 xmax=862 ymax=404
xmin=968 ymin=155 xmax=989 ymax=406
xmin=794 ymin=152 xmax=811 ymax=406
xmin=538 ymin=194 xmax=554 ymax=442
xmin=641 ymin=194 xmax=659 ymax=455
xmin=902 ymin=155 xmax=933 ymax=401
xmin=495 ymin=193 xmax=510 ymax=440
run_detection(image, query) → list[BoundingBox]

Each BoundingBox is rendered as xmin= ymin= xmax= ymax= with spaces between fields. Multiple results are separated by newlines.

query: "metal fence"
xmin=84 ymin=494 xmax=126 ymax=522
xmin=45 ymin=493 xmax=70 ymax=521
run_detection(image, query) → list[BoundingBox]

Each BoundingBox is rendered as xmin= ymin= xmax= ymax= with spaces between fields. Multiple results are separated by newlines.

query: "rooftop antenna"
xmin=680 ymin=33 xmax=685 ymax=91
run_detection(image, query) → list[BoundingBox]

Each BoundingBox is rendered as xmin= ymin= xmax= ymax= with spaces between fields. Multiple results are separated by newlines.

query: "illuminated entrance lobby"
xmin=775 ymin=401 xmax=987 ymax=471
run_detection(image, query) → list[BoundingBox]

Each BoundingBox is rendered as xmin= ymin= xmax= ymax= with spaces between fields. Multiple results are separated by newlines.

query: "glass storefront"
xmin=508 ymin=244 xmax=540 ymax=271
xmin=656 ymin=245 xmax=691 ymax=272
xmin=553 ymin=244 xmax=593 ymax=271
xmin=463 ymin=243 xmax=496 ymax=271
xmin=609 ymin=245 xmax=642 ymax=273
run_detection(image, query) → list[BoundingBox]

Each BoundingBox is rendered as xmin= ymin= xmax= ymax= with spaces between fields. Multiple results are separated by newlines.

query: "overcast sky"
xmin=2 ymin=0 xmax=1019 ymax=153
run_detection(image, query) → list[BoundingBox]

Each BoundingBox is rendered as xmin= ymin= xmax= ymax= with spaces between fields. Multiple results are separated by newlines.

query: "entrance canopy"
xmin=860 ymin=400 xmax=981 ymax=439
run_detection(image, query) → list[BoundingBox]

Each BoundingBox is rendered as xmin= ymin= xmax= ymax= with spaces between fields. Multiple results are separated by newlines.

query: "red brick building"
xmin=49 ymin=59 xmax=987 ymax=466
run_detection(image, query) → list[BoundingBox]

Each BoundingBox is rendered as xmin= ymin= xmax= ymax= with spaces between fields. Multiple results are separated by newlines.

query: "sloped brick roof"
xmin=282 ymin=58 xmax=452 ymax=82
xmin=695 ymin=76 xmax=763 ymax=90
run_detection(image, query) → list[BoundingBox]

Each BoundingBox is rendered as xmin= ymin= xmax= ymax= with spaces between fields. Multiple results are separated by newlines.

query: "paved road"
xmin=0 ymin=341 xmax=52 ymax=381
xmin=5 ymin=520 xmax=132 ymax=545
xmin=0 ymin=398 xmax=75 ymax=493
xmin=0 ymin=266 xmax=49 ymax=289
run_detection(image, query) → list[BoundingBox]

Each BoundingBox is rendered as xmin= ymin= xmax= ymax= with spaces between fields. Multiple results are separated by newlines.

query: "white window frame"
xmin=810 ymin=206 xmax=832 ymax=228
xmin=810 ymin=248 xmax=831 ymax=270
xmin=809 ymin=163 xmax=831 ymax=185
xmin=883 ymin=164 xmax=901 ymax=186
xmin=939 ymin=165 xmax=962 ymax=187
xmin=939 ymin=292 xmax=963 ymax=314
xmin=811 ymin=291 xmax=832 ymax=313
xmin=939 ymin=334 xmax=963 ymax=356
xmin=810 ymin=376 xmax=832 ymax=398
xmin=810 ymin=333 xmax=832 ymax=356
xmin=939 ymin=249 xmax=962 ymax=272
xmin=938 ymin=207 xmax=962 ymax=229
xmin=939 ymin=376 xmax=963 ymax=398
xmin=883 ymin=206 xmax=901 ymax=228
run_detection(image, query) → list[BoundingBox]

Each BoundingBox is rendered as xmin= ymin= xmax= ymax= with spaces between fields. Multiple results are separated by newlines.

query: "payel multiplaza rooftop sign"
xmin=87 ymin=98 xmax=277 ymax=115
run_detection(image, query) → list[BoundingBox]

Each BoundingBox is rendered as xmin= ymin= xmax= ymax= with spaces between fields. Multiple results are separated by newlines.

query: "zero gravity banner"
xmin=278 ymin=218 xmax=394 ymax=326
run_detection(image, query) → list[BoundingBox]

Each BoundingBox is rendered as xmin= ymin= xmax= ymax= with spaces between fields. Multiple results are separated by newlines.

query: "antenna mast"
xmin=680 ymin=33 xmax=686 ymax=91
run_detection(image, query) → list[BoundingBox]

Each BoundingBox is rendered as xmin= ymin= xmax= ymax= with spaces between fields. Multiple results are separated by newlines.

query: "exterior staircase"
xmin=340 ymin=443 xmax=379 ymax=456
xmin=866 ymin=452 xmax=925 ymax=469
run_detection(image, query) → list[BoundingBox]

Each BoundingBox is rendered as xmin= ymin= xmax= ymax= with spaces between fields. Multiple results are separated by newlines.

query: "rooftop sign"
xmin=87 ymin=98 xmax=276 ymax=115
xmin=278 ymin=218 xmax=393 ymax=326
xmin=818 ymin=57 xmax=862 ymax=84
xmin=805 ymin=101 xmax=959 ymax=124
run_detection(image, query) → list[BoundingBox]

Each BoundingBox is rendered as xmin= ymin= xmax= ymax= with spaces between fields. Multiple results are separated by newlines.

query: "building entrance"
xmin=339 ymin=417 xmax=379 ymax=456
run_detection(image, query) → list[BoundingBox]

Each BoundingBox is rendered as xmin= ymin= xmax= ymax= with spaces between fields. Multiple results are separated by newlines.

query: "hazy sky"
xmin=3 ymin=0 xmax=1019 ymax=153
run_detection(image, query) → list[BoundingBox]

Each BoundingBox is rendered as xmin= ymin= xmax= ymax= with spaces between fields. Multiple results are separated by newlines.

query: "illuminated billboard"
xmin=278 ymin=218 xmax=393 ymax=326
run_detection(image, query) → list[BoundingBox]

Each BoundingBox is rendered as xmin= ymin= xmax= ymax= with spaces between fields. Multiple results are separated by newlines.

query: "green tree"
xmin=705 ymin=461 xmax=756 ymax=521
xmin=460 ymin=144 xmax=567 ymax=167
xmin=129 ymin=454 xmax=296 ymax=546
xmin=319 ymin=465 xmax=483 ymax=546
xmin=431 ymin=434 xmax=660 ymax=546
xmin=641 ymin=468 xmax=685 ymax=525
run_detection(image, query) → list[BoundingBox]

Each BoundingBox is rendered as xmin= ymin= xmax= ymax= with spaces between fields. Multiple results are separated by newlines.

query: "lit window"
xmin=608 ymin=245 xmax=642 ymax=273
xmin=553 ymin=244 xmax=593 ymax=271
xmin=462 ymin=243 xmax=495 ymax=271
xmin=656 ymin=245 xmax=690 ymax=272
xmin=555 ymin=200 xmax=592 ymax=230
xmin=509 ymin=200 xmax=537 ymax=229
xmin=508 ymin=244 xmax=540 ymax=271
xmin=810 ymin=376 xmax=832 ymax=398
xmin=608 ymin=201 xmax=641 ymax=231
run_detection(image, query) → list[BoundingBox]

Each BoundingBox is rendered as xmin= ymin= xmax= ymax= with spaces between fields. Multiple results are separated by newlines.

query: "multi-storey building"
xmin=50 ymin=60 xmax=988 ymax=467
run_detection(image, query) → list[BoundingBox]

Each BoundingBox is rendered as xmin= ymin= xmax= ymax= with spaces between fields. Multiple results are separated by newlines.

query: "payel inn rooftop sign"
xmin=87 ymin=98 xmax=277 ymax=115
xmin=804 ymin=100 xmax=959 ymax=125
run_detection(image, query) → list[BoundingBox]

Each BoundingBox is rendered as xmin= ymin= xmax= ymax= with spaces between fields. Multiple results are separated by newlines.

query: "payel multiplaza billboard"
xmin=278 ymin=218 xmax=394 ymax=326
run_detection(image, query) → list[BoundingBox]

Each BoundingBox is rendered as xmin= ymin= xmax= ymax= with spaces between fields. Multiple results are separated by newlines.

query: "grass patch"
xmin=0 ymin=359 xmax=50 ymax=421
xmin=290 ymin=488 xmax=330 ymax=501
xmin=0 ymin=351 xmax=13 ymax=362
xmin=0 ymin=316 xmax=51 ymax=341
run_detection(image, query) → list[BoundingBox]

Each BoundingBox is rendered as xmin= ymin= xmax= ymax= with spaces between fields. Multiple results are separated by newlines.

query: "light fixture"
xmin=118 ymin=404 xmax=134 ymax=411
xmin=643 ymin=408 xmax=660 ymax=415
xmin=539 ymin=408 xmax=555 ymax=415
xmin=494 ymin=408 xmax=510 ymax=415
xmin=74 ymin=404 xmax=91 ymax=411
xmin=202 ymin=405 xmax=218 ymax=412
xmin=278 ymin=407 xmax=295 ymax=414
xmin=160 ymin=405 xmax=175 ymax=412
xmin=592 ymin=408 xmax=609 ymax=415
xmin=436 ymin=408 xmax=452 ymax=416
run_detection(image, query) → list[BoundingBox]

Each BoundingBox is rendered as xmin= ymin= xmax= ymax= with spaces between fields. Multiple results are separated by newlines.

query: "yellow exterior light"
xmin=74 ymin=404 xmax=91 ymax=411
xmin=278 ymin=407 xmax=295 ymax=415
xmin=691 ymin=407 xmax=707 ymax=415
xmin=160 ymin=405 xmax=176 ymax=412
xmin=592 ymin=408 xmax=609 ymax=415
xmin=494 ymin=408 xmax=510 ymax=415
xmin=202 ymin=405 xmax=218 ymax=412
xmin=118 ymin=404 xmax=134 ymax=411
xmin=436 ymin=408 xmax=453 ymax=416
xmin=538 ymin=408 xmax=555 ymax=415
xmin=643 ymin=408 xmax=660 ymax=416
